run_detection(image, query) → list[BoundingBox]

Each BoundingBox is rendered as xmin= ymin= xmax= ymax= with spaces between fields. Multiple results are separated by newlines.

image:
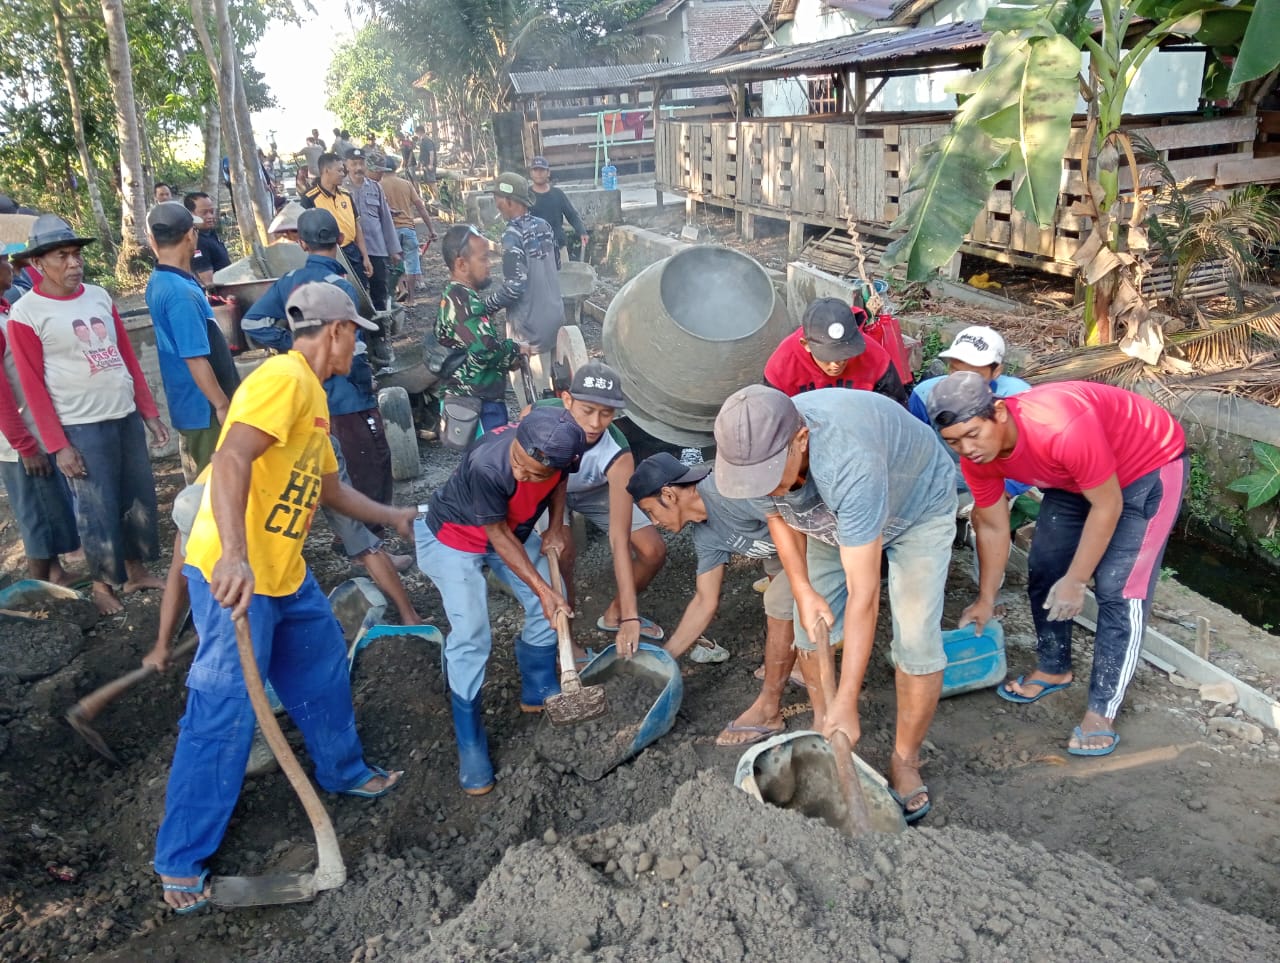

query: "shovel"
xmin=540 ymin=548 xmax=608 ymax=726
xmin=812 ymin=616 xmax=872 ymax=836
xmin=209 ymin=615 xmax=345 ymax=908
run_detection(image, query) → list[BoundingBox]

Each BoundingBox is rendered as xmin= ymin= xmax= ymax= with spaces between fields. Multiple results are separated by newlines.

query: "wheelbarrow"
xmin=735 ymin=731 xmax=906 ymax=835
xmin=347 ymin=623 xmax=444 ymax=675
xmin=0 ymin=578 xmax=97 ymax=631
xmin=558 ymin=641 xmax=683 ymax=781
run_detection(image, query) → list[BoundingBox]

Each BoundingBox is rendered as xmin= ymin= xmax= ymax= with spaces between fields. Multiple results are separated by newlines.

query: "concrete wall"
xmin=605 ymin=225 xmax=692 ymax=283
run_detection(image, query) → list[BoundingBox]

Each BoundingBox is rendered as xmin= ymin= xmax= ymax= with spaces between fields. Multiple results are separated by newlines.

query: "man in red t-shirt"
xmin=928 ymin=373 xmax=1188 ymax=757
xmin=764 ymin=298 xmax=907 ymax=405
xmin=414 ymin=406 xmax=585 ymax=794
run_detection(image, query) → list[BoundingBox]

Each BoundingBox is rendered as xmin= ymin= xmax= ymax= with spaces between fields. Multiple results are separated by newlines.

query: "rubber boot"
xmin=515 ymin=639 xmax=561 ymax=713
xmin=450 ymin=691 xmax=494 ymax=795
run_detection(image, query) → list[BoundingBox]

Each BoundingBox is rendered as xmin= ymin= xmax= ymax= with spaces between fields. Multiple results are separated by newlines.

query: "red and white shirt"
xmin=961 ymin=382 xmax=1186 ymax=509
xmin=6 ymin=282 xmax=159 ymax=453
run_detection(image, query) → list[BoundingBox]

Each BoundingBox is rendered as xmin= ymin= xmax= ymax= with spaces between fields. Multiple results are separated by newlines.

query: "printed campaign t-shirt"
xmin=426 ymin=425 xmax=564 ymax=553
xmin=961 ymin=381 xmax=1187 ymax=509
xmin=760 ymin=389 xmax=956 ymax=548
xmin=7 ymin=282 xmax=158 ymax=453
xmin=0 ymin=316 xmax=43 ymax=463
xmin=184 ymin=351 xmax=339 ymax=596
xmin=691 ymin=471 xmax=776 ymax=575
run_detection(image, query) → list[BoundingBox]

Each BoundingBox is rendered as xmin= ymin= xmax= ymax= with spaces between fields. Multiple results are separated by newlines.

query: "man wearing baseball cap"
xmin=370 ymin=154 xmax=436 ymax=307
xmin=529 ymin=155 xmax=588 ymax=261
xmin=154 ymin=282 xmax=412 ymax=912
xmin=528 ymin=362 xmax=668 ymax=659
xmin=908 ymin=325 xmax=1029 ymax=425
xmin=628 ymin=453 xmax=800 ymax=746
xmin=8 ymin=214 xmax=170 ymax=616
xmin=714 ymin=384 xmax=957 ymax=822
xmin=928 ymin=373 xmax=1187 ymax=757
xmin=764 ymin=297 xmax=907 ymax=406
xmin=488 ymin=172 xmax=564 ymax=405
xmin=415 ymin=406 xmax=585 ymax=795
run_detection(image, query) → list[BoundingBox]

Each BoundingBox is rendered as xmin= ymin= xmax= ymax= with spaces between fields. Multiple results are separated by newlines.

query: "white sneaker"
xmin=688 ymin=637 xmax=729 ymax=664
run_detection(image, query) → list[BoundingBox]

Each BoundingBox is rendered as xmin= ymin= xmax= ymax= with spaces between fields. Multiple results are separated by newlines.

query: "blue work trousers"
xmin=414 ymin=521 xmax=556 ymax=701
xmin=153 ymin=567 xmax=371 ymax=878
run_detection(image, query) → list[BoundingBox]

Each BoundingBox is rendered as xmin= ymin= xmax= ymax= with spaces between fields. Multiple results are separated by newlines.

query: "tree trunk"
xmin=50 ymin=0 xmax=115 ymax=257
xmin=201 ymin=98 xmax=222 ymax=198
xmin=190 ymin=0 xmax=267 ymax=273
xmin=230 ymin=63 xmax=273 ymax=232
xmin=138 ymin=110 xmax=156 ymax=203
xmin=99 ymin=0 xmax=148 ymax=270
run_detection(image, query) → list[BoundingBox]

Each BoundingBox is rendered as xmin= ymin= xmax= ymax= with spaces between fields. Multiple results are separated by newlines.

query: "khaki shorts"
xmin=760 ymin=557 xmax=794 ymax=622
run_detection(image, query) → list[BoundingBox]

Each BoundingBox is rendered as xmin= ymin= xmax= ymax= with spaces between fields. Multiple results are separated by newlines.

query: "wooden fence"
xmin=655 ymin=112 xmax=1275 ymax=275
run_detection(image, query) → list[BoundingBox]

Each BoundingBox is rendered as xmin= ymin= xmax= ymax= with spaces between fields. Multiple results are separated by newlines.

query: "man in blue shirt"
xmin=241 ymin=208 xmax=393 ymax=506
xmin=144 ymin=202 xmax=240 ymax=481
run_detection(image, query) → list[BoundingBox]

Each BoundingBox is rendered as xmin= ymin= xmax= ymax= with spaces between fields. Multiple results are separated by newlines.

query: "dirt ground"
xmin=1 ymin=233 xmax=1279 ymax=962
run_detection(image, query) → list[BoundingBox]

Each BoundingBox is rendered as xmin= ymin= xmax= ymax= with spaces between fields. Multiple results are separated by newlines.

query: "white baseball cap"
xmin=938 ymin=325 xmax=1005 ymax=367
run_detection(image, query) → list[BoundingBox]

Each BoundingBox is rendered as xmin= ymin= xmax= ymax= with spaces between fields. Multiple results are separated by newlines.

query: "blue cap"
xmin=515 ymin=407 xmax=586 ymax=470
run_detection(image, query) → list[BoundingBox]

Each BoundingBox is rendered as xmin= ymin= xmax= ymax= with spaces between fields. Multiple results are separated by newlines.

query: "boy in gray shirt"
xmin=715 ymin=386 xmax=956 ymax=823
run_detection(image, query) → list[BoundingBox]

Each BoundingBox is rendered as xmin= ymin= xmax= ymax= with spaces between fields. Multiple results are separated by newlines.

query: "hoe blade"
xmin=210 ymin=873 xmax=318 ymax=908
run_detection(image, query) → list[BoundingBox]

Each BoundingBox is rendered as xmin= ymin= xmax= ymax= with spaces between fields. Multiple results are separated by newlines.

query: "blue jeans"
xmin=414 ymin=521 xmax=556 ymax=700
xmin=153 ymin=567 xmax=372 ymax=878
xmin=0 ymin=455 xmax=79 ymax=559
xmin=64 ymin=412 xmax=159 ymax=583
xmin=1028 ymin=455 xmax=1188 ymax=718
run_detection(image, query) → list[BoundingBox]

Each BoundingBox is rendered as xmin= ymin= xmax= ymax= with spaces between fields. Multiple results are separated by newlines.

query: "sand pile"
xmin=402 ymin=772 xmax=1277 ymax=962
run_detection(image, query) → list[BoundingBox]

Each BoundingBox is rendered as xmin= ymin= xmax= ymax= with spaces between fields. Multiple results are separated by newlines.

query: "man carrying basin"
xmin=527 ymin=362 xmax=669 ymax=659
xmin=713 ymin=385 xmax=957 ymax=824
xmin=415 ymin=406 xmax=586 ymax=795
xmin=927 ymin=373 xmax=1187 ymax=757
xmin=627 ymin=453 xmax=797 ymax=747
xmin=154 ymin=283 xmax=411 ymax=914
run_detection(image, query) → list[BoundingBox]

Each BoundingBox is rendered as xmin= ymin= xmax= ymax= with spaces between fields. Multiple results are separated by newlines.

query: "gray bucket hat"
xmin=23 ymin=214 xmax=95 ymax=259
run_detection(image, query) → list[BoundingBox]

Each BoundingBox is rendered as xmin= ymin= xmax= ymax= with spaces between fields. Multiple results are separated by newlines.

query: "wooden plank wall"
xmin=655 ymin=113 xmax=1268 ymax=273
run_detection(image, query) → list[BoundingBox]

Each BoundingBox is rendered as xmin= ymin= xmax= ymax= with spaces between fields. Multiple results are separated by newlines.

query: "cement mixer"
xmin=602 ymin=246 xmax=793 ymax=448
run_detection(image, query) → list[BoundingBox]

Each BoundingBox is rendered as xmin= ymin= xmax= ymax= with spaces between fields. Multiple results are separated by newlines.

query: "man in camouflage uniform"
xmin=486 ymin=173 xmax=563 ymax=406
xmin=437 ymin=225 xmax=533 ymax=432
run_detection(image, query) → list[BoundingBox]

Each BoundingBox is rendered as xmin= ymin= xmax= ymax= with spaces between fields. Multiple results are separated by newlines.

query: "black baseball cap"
xmin=515 ymin=407 xmax=587 ymax=471
xmin=147 ymin=201 xmax=195 ymax=244
xmin=801 ymin=298 xmax=867 ymax=363
xmin=568 ymin=361 xmax=625 ymax=409
xmin=925 ymin=370 xmax=997 ymax=426
xmin=298 ymin=208 xmax=341 ymax=246
xmin=627 ymin=452 xmax=711 ymax=502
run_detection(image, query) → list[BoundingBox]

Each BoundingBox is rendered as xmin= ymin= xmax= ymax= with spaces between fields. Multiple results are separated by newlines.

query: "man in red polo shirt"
xmin=764 ymin=297 xmax=907 ymax=405
xmin=928 ymin=372 xmax=1187 ymax=757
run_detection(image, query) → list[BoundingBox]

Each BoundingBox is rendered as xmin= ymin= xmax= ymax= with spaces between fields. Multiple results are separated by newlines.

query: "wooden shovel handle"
xmin=70 ymin=636 xmax=200 ymax=723
xmin=233 ymin=616 xmax=345 ymax=890
xmin=812 ymin=616 xmax=872 ymax=836
xmin=544 ymin=548 xmax=580 ymax=684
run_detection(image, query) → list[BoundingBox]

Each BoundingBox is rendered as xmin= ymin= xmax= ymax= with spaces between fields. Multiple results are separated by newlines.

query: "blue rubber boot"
xmin=515 ymin=639 xmax=561 ymax=712
xmin=449 ymin=691 xmax=494 ymax=795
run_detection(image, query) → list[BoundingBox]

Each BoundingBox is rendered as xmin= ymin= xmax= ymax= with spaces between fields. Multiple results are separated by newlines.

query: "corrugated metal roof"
xmin=508 ymin=63 xmax=670 ymax=97
xmin=640 ymin=19 xmax=988 ymax=84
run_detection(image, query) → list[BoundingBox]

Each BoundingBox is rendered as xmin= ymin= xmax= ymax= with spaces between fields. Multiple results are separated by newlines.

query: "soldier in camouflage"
xmin=436 ymin=224 xmax=534 ymax=432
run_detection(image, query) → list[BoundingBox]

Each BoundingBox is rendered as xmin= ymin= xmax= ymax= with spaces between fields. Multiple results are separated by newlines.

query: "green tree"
xmin=882 ymin=0 xmax=1280 ymax=351
xmin=326 ymin=24 xmax=424 ymax=137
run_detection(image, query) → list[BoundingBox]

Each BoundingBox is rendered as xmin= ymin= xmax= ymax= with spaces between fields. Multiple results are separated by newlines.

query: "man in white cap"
xmin=154 ymin=282 xmax=411 ymax=913
xmin=7 ymin=215 xmax=170 ymax=615
xmin=908 ymin=325 xmax=1030 ymax=426
xmin=713 ymin=384 xmax=957 ymax=823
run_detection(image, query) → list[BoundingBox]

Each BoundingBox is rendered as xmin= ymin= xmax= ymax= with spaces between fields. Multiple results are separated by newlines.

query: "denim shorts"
xmin=397 ymin=227 xmax=421 ymax=275
xmin=0 ymin=456 xmax=79 ymax=559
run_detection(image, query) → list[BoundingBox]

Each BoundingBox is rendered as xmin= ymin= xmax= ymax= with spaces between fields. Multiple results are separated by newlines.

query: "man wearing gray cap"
xmin=714 ymin=384 xmax=957 ymax=823
xmin=154 ymin=282 xmax=411 ymax=913
xmin=7 ymin=214 xmax=170 ymax=615
xmin=928 ymin=372 xmax=1187 ymax=757
xmin=144 ymin=201 xmax=240 ymax=482
xmin=488 ymin=172 xmax=563 ymax=405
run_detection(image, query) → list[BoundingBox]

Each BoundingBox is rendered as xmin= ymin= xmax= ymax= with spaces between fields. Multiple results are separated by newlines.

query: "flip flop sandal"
xmin=714 ymin=723 xmax=785 ymax=748
xmin=596 ymin=615 xmax=665 ymax=641
xmin=574 ymin=647 xmax=600 ymax=668
xmin=996 ymin=675 xmax=1072 ymax=704
xmin=752 ymin=663 xmax=806 ymax=689
xmin=688 ymin=637 xmax=729 ymax=664
xmin=340 ymin=765 xmax=403 ymax=799
xmin=889 ymin=785 xmax=932 ymax=825
xmin=163 ymin=868 xmax=211 ymax=914
xmin=1067 ymin=726 xmax=1120 ymax=757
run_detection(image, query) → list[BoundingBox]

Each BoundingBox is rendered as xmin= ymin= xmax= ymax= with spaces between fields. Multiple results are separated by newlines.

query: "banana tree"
xmin=882 ymin=0 xmax=1280 ymax=352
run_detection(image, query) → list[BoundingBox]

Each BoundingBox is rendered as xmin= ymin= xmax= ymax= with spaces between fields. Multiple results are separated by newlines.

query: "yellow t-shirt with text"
xmin=185 ymin=351 xmax=339 ymax=596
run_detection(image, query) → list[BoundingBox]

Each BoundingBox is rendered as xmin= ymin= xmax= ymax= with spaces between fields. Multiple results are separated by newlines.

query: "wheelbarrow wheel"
xmin=377 ymin=387 xmax=420 ymax=481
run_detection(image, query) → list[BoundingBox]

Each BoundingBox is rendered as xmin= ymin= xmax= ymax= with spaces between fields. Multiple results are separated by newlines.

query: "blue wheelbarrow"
xmin=0 ymin=578 xmax=97 ymax=631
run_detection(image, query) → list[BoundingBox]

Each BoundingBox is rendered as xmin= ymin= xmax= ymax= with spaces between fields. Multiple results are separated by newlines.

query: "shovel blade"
xmin=543 ymin=679 xmax=608 ymax=726
xmin=210 ymin=872 xmax=318 ymax=908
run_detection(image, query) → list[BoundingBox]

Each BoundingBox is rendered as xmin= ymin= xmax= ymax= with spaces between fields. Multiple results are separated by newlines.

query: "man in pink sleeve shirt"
xmin=928 ymin=372 xmax=1187 ymax=757
xmin=7 ymin=216 xmax=170 ymax=615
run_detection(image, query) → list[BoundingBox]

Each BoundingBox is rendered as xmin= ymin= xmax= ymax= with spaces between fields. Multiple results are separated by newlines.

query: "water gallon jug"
xmin=601 ymin=165 xmax=618 ymax=190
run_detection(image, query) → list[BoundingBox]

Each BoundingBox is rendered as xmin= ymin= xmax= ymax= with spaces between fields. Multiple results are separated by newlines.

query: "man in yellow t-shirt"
xmin=154 ymin=282 xmax=415 ymax=914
